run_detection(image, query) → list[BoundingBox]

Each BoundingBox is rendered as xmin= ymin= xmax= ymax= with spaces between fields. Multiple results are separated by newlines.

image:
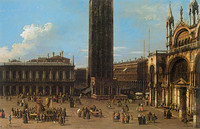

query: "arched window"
xmin=59 ymin=71 xmax=63 ymax=80
xmin=170 ymin=58 xmax=189 ymax=82
xmin=46 ymin=71 xmax=49 ymax=80
xmin=32 ymin=71 xmax=36 ymax=80
xmin=13 ymin=71 xmax=16 ymax=79
xmin=18 ymin=71 xmax=22 ymax=80
xmin=39 ymin=71 xmax=42 ymax=80
xmin=175 ymin=42 xmax=177 ymax=47
xmin=178 ymin=41 xmax=181 ymax=47
xmin=185 ymin=39 xmax=187 ymax=45
xmin=26 ymin=71 xmax=29 ymax=79
xmin=53 ymin=71 xmax=56 ymax=80
xmin=188 ymin=38 xmax=190 ymax=44
xmin=6 ymin=71 xmax=9 ymax=79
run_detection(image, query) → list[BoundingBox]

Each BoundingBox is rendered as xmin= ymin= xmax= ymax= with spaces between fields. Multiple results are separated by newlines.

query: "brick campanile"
xmin=88 ymin=0 xmax=114 ymax=97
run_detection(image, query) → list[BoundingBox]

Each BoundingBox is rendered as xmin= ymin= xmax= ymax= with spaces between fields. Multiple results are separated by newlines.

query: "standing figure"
xmin=23 ymin=114 xmax=28 ymax=124
xmin=120 ymin=113 xmax=124 ymax=123
xmin=8 ymin=114 xmax=11 ymax=124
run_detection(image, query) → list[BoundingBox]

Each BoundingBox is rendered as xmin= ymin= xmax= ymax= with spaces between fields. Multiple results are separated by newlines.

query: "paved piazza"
xmin=0 ymin=96 xmax=195 ymax=129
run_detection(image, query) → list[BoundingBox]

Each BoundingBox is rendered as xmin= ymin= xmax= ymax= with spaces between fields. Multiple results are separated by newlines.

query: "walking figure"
xmin=8 ymin=114 xmax=11 ymax=124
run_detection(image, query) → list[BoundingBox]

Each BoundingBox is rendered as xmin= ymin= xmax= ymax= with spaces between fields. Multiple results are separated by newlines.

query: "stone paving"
xmin=0 ymin=96 xmax=195 ymax=129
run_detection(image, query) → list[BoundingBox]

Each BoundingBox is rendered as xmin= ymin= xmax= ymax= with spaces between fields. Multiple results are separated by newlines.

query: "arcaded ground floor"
xmin=0 ymin=96 xmax=196 ymax=129
xmin=0 ymin=84 xmax=74 ymax=96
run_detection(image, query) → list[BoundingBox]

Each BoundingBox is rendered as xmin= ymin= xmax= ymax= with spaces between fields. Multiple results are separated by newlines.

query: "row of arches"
xmin=0 ymin=70 xmax=71 ymax=81
xmin=0 ymin=85 xmax=71 ymax=96
xmin=149 ymin=54 xmax=200 ymax=85
xmin=175 ymin=37 xmax=191 ymax=47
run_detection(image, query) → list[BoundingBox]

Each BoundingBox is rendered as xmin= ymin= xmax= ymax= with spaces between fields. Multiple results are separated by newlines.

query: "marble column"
xmin=43 ymin=86 xmax=46 ymax=96
xmin=162 ymin=88 xmax=165 ymax=103
xmin=166 ymin=87 xmax=169 ymax=106
xmin=9 ymin=86 xmax=12 ymax=96
xmin=155 ymin=87 xmax=158 ymax=108
xmin=56 ymin=71 xmax=59 ymax=80
xmin=56 ymin=86 xmax=59 ymax=95
xmin=49 ymin=71 xmax=52 ymax=81
xmin=190 ymin=91 xmax=193 ymax=114
xmin=42 ymin=71 xmax=46 ymax=81
xmin=22 ymin=71 xmax=25 ymax=80
xmin=16 ymin=86 xmax=19 ymax=95
xmin=3 ymin=85 xmax=6 ymax=96
xmin=149 ymin=88 xmax=152 ymax=106
xmin=29 ymin=86 xmax=32 ymax=96
xmin=70 ymin=86 xmax=74 ymax=95
xmin=63 ymin=71 xmax=66 ymax=80
xmin=175 ymin=87 xmax=177 ymax=105
xmin=63 ymin=86 xmax=66 ymax=94
xmin=186 ymin=89 xmax=190 ymax=113
xmin=49 ymin=86 xmax=52 ymax=96
xmin=36 ymin=86 xmax=39 ymax=95
xmin=36 ymin=71 xmax=39 ymax=80
xmin=16 ymin=71 xmax=19 ymax=80
xmin=177 ymin=87 xmax=180 ymax=110
xmin=9 ymin=70 xmax=12 ymax=81
xmin=29 ymin=71 xmax=32 ymax=81
xmin=2 ymin=70 xmax=6 ymax=81
xmin=23 ymin=85 xmax=26 ymax=95
xmin=69 ymin=70 xmax=72 ymax=80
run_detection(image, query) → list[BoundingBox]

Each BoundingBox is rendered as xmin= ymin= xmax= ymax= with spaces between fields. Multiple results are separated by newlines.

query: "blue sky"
xmin=0 ymin=0 xmax=193 ymax=67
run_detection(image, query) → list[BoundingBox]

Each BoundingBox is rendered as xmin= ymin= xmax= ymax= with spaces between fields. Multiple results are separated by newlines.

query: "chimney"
xmin=72 ymin=55 xmax=74 ymax=66
xmin=8 ymin=59 xmax=10 ymax=62
xmin=61 ymin=51 xmax=64 ymax=57
xmin=18 ymin=57 xmax=20 ymax=61
xmin=47 ymin=53 xmax=49 ymax=58
xmin=52 ymin=52 xmax=55 ymax=57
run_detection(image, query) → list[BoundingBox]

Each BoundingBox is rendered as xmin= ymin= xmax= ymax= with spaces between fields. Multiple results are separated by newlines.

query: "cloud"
xmin=0 ymin=23 xmax=56 ymax=62
xmin=114 ymin=46 xmax=126 ymax=50
xmin=114 ymin=54 xmax=122 ymax=57
xmin=79 ymin=48 xmax=88 ymax=52
xmin=129 ymin=51 xmax=144 ymax=54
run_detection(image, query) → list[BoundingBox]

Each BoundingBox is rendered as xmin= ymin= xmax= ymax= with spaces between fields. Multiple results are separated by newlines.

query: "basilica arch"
xmin=167 ymin=56 xmax=190 ymax=83
xmin=168 ymin=56 xmax=191 ymax=119
xmin=169 ymin=58 xmax=189 ymax=83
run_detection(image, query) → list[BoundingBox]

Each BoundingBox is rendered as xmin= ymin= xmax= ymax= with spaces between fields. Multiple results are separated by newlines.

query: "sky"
xmin=0 ymin=0 xmax=193 ymax=68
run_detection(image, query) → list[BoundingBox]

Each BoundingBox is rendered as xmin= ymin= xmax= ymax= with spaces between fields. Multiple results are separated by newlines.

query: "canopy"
xmin=82 ymin=88 xmax=91 ymax=94
xmin=135 ymin=92 xmax=143 ymax=95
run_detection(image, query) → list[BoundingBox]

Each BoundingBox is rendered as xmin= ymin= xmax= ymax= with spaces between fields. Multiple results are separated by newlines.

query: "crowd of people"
xmin=77 ymin=105 xmax=102 ymax=119
xmin=2 ymin=94 xmax=193 ymax=127
xmin=11 ymin=108 xmax=23 ymax=118
xmin=112 ymin=112 xmax=131 ymax=124
xmin=0 ymin=109 xmax=5 ymax=118
xmin=136 ymin=103 xmax=144 ymax=112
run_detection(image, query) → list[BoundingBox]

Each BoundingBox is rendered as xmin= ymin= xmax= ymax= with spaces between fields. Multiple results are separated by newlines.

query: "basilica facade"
xmin=148 ymin=1 xmax=200 ymax=127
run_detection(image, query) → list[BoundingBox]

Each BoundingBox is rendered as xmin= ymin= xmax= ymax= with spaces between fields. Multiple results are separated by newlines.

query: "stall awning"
xmin=82 ymin=88 xmax=91 ymax=94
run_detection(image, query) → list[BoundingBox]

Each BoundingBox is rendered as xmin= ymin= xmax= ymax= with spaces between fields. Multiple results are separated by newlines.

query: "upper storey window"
xmin=174 ymin=29 xmax=190 ymax=48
